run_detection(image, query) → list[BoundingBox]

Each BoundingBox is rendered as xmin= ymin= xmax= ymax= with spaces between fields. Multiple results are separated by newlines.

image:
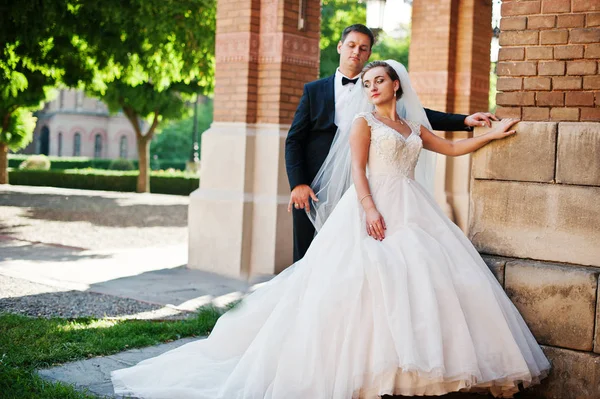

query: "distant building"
xmin=22 ymin=89 xmax=138 ymax=160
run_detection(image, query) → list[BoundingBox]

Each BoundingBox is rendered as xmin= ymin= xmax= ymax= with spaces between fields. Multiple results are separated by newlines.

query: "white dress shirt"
xmin=334 ymin=68 xmax=359 ymax=126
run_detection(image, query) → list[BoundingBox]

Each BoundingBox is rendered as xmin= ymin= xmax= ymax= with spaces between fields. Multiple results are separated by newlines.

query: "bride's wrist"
xmin=363 ymin=204 xmax=376 ymax=211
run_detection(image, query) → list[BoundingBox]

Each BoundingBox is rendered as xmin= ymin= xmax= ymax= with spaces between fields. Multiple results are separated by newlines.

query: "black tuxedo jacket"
xmin=285 ymin=74 xmax=469 ymax=190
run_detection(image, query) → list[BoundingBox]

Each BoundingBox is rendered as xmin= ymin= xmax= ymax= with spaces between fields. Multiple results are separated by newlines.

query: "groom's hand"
xmin=465 ymin=112 xmax=499 ymax=128
xmin=288 ymin=184 xmax=319 ymax=213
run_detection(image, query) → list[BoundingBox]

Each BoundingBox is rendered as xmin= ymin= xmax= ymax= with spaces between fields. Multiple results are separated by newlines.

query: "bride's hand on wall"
xmin=489 ymin=118 xmax=520 ymax=140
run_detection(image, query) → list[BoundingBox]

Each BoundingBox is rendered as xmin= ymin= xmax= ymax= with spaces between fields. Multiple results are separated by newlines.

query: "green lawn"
xmin=0 ymin=308 xmax=224 ymax=398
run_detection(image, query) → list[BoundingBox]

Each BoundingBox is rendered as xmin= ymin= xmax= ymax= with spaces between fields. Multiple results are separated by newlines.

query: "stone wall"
xmin=471 ymin=2 xmax=600 ymax=396
xmin=471 ymin=117 xmax=600 ymax=398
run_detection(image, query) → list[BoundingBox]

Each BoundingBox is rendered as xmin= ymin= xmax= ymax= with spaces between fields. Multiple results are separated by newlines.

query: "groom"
xmin=285 ymin=24 xmax=496 ymax=262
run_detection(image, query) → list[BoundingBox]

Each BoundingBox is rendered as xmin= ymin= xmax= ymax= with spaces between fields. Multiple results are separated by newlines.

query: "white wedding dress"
xmin=112 ymin=112 xmax=550 ymax=399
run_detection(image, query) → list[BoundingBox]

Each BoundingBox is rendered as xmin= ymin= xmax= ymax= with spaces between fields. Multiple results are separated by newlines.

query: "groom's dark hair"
xmin=340 ymin=24 xmax=375 ymax=49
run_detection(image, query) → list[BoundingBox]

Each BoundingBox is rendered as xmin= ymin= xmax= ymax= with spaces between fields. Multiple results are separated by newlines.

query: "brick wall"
xmin=214 ymin=0 xmax=319 ymax=125
xmin=497 ymin=0 xmax=600 ymax=121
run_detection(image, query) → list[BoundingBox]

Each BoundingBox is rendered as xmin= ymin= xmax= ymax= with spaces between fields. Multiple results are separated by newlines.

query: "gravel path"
xmin=0 ymin=274 xmax=170 ymax=319
xmin=0 ymin=185 xmax=189 ymax=250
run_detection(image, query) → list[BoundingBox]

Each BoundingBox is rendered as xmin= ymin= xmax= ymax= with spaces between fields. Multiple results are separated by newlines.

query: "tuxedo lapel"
xmin=323 ymin=74 xmax=336 ymax=126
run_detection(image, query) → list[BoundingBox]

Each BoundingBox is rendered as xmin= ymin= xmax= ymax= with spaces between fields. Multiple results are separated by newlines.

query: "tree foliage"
xmin=0 ymin=0 xmax=216 ymax=190
xmin=319 ymin=0 xmax=411 ymax=78
xmin=151 ymin=99 xmax=214 ymax=162
xmin=320 ymin=0 xmax=367 ymax=78
xmin=371 ymin=33 xmax=410 ymax=68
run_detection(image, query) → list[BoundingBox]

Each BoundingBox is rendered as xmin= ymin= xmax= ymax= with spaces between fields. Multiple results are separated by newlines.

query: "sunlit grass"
xmin=55 ymin=318 xmax=119 ymax=332
xmin=0 ymin=306 xmax=225 ymax=398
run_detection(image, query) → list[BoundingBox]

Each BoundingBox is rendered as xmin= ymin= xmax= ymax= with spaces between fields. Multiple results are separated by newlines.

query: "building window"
xmin=59 ymin=91 xmax=65 ymax=109
xmin=76 ymin=91 xmax=84 ymax=109
xmin=119 ymin=135 xmax=128 ymax=158
xmin=73 ymin=133 xmax=81 ymax=156
xmin=58 ymin=133 xmax=63 ymax=156
xmin=94 ymin=134 xmax=103 ymax=158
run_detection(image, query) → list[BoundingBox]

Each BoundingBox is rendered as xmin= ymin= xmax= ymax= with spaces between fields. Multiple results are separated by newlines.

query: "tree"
xmin=88 ymin=0 xmax=216 ymax=192
xmin=319 ymin=0 xmax=410 ymax=78
xmin=0 ymin=1 xmax=116 ymax=184
xmin=1 ymin=0 xmax=216 ymax=191
xmin=320 ymin=0 xmax=367 ymax=78
xmin=370 ymin=33 xmax=410 ymax=68
xmin=0 ymin=52 xmax=55 ymax=183
xmin=150 ymin=99 xmax=214 ymax=162
xmin=102 ymin=82 xmax=195 ymax=191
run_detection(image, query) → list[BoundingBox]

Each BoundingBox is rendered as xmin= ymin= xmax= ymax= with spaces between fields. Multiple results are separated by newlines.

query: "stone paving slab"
xmin=37 ymin=334 xmax=498 ymax=399
xmin=37 ymin=337 xmax=201 ymax=398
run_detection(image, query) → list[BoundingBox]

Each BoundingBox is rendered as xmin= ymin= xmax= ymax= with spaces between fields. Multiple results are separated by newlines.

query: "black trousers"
xmin=292 ymin=207 xmax=316 ymax=263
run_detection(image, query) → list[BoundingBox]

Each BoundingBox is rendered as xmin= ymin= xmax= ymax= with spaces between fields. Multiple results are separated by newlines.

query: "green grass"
xmin=0 ymin=307 xmax=225 ymax=398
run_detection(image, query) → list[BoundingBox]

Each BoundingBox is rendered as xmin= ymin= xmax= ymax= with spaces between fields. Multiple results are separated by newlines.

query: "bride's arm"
xmin=349 ymin=118 xmax=386 ymax=241
xmin=420 ymin=118 xmax=519 ymax=157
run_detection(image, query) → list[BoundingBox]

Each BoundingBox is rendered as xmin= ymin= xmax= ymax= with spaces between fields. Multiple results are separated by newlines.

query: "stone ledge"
xmin=505 ymin=260 xmax=598 ymax=351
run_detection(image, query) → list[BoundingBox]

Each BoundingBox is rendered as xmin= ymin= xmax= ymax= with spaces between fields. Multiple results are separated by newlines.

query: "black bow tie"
xmin=342 ymin=77 xmax=359 ymax=86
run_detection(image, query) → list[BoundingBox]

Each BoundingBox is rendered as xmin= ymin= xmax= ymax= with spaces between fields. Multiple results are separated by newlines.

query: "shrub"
xmin=18 ymin=155 xmax=51 ymax=171
xmin=8 ymin=155 xmax=187 ymax=171
xmin=108 ymin=158 xmax=136 ymax=171
xmin=8 ymin=168 xmax=200 ymax=196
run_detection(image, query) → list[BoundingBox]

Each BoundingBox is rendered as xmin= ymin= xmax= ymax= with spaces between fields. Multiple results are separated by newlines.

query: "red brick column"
xmin=409 ymin=0 xmax=493 ymax=231
xmin=189 ymin=0 xmax=320 ymax=277
xmin=214 ymin=0 xmax=320 ymax=124
xmin=497 ymin=0 xmax=600 ymax=121
xmin=256 ymin=0 xmax=320 ymax=124
xmin=213 ymin=0 xmax=260 ymax=123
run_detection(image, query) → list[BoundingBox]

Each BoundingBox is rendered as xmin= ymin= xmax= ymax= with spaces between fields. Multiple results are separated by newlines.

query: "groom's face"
xmin=337 ymin=31 xmax=372 ymax=77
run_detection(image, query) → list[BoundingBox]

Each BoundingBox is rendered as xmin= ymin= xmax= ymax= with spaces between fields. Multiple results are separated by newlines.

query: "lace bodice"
xmin=354 ymin=112 xmax=423 ymax=179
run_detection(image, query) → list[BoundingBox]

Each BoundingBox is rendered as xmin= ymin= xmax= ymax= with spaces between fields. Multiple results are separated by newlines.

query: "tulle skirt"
xmin=112 ymin=174 xmax=549 ymax=398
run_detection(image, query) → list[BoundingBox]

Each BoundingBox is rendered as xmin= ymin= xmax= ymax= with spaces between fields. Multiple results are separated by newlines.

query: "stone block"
xmin=472 ymin=122 xmax=556 ymax=182
xmin=189 ymin=123 xmax=293 ymax=278
xmin=481 ymin=255 xmax=506 ymax=286
xmin=504 ymin=260 xmax=598 ymax=350
xmin=469 ymin=180 xmax=600 ymax=267
xmin=556 ymin=122 xmax=600 ymax=186
xmin=524 ymin=346 xmax=600 ymax=399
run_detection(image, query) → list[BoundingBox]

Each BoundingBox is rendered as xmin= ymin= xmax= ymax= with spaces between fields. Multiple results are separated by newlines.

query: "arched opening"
xmin=119 ymin=135 xmax=128 ymax=158
xmin=57 ymin=132 xmax=63 ymax=157
xmin=39 ymin=126 xmax=50 ymax=155
xmin=73 ymin=132 xmax=81 ymax=156
xmin=94 ymin=133 xmax=103 ymax=158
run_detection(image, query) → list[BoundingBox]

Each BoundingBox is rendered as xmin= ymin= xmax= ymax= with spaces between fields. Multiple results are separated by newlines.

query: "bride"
xmin=112 ymin=60 xmax=550 ymax=398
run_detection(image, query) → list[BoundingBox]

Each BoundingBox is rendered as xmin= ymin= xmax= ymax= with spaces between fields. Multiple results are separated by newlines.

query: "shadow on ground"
xmin=0 ymin=191 xmax=188 ymax=228
xmin=0 ymin=239 xmax=112 ymax=263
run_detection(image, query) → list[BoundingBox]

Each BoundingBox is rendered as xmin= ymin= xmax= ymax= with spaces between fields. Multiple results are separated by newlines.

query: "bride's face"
xmin=362 ymin=67 xmax=399 ymax=106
